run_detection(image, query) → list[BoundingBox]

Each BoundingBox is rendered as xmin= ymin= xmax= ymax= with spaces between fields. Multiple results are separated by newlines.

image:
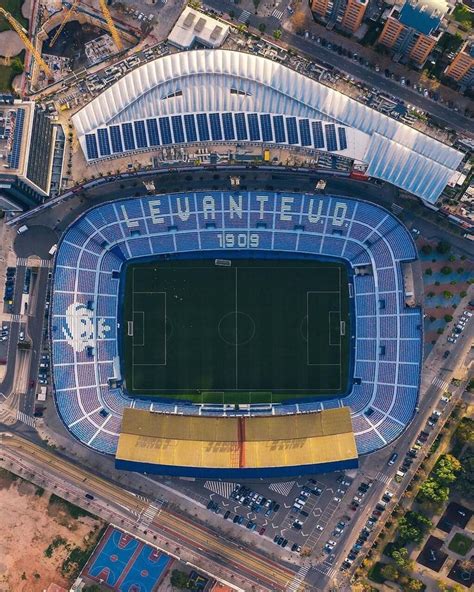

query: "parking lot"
xmin=178 ymin=471 xmax=363 ymax=561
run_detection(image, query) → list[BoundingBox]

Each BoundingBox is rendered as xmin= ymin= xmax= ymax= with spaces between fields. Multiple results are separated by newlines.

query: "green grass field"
xmin=122 ymin=258 xmax=350 ymax=403
xmin=448 ymin=533 xmax=473 ymax=556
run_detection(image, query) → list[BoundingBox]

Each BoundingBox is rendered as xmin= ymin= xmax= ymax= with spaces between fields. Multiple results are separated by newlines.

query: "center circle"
xmin=218 ymin=311 xmax=256 ymax=346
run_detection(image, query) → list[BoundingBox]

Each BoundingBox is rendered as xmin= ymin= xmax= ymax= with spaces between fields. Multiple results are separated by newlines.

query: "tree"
xmin=434 ymin=454 xmax=461 ymax=485
xmin=10 ymin=56 xmax=24 ymax=75
xmin=427 ymin=291 xmax=435 ymax=298
xmin=407 ymin=579 xmax=424 ymax=591
xmin=258 ymin=22 xmax=266 ymax=32
xmin=443 ymin=291 xmax=453 ymax=299
xmin=425 ymin=268 xmax=433 ymax=275
xmin=444 ymin=314 xmax=453 ymax=322
xmin=421 ymin=244 xmax=432 ymax=255
xmin=436 ymin=241 xmax=450 ymax=254
xmin=381 ymin=563 xmax=399 ymax=581
xmin=273 ymin=28 xmax=282 ymax=39
xmin=170 ymin=569 xmax=189 ymax=589
xmin=455 ymin=418 xmax=474 ymax=445
xmin=392 ymin=547 xmax=414 ymax=570
xmin=419 ymin=477 xmax=449 ymax=503
xmin=441 ymin=266 xmax=452 ymax=275
xmin=460 ymin=290 xmax=467 ymax=297
xmin=457 ymin=267 xmax=464 ymax=274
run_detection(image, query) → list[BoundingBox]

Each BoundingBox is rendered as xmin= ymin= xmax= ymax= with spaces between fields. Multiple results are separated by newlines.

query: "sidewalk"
xmin=281 ymin=4 xmax=473 ymax=114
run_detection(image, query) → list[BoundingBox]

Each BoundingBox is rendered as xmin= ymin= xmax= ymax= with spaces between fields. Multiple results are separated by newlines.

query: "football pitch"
xmin=122 ymin=258 xmax=350 ymax=403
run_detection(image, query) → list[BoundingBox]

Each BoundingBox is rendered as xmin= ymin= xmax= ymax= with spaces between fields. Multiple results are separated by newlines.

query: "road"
xmin=203 ymin=0 xmax=474 ymax=136
xmin=2 ymin=169 xmax=472 ymax=591
xmin=330 ymin=314 xmax=474 ymax=586
xmin=0 ymin=433 xmax=303 ymax=592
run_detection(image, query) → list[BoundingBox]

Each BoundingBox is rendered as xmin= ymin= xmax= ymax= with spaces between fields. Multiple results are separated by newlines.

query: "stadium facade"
xmin=72 ymin=49 xmax=463 ymax=204
xmin=51 ymin=191 xmax=422 ymax=476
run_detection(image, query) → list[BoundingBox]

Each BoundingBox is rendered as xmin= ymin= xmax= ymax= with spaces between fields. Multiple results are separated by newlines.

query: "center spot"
xmin=218 ymin=311 xmax=256 ymax=346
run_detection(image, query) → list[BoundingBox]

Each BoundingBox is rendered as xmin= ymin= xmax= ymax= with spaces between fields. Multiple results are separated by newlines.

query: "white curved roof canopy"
xmin=73 ymin=49 xmax=463 ymax=203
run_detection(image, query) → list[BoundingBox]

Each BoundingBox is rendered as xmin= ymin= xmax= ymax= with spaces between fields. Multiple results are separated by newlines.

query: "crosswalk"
xmin=287 ymin=562 xmax=311 ymax=591
xmin=314 ymin=562 xmax=336 ymax=579
xmin=204 ymin=481 xmax=238 ymax=498
xmin=432 ymin=377 xmax=449 ymax=391
xmin=139 ymin=502 xmax=162 ymax=526
xmin=375 ymin=471 xmax=392 ymax=484
xmin=17 ymin=410 xmax=36 ymax=427
xmin=272 ymin=8 xmax=284 ymax=19
xmin=269 ymin=481 xmax=296 ymax=497
xmin=238 ymin=9 xmax=251 ymax=23
xmin=16 ymin=258 xmax=51 ymax=268
xmin=10 ymin=314 xmax=21 ymax=323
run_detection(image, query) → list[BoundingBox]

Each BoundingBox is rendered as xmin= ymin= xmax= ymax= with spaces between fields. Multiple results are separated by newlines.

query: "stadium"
xmin=49 ymin=48 xmax=440 ymax=478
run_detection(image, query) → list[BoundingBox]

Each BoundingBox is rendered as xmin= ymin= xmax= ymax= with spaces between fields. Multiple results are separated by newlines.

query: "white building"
xmin=72 ymin=49 xmax=464 ymax=204
xmin=168 ymin=8 xmax=229 ymax=50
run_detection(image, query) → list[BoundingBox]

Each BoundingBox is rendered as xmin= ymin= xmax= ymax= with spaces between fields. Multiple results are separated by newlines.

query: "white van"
xmin=48 ymin=244 xmax=58 ymax=256
xmin=17 ymin=225 xmax=28 ymax=234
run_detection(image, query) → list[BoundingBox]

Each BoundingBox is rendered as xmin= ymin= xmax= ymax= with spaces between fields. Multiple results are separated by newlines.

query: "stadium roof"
xmin=72 ymin=49 xmax=463 ymax=203
xmin=115 ymin=407 xmax=358 ymax=478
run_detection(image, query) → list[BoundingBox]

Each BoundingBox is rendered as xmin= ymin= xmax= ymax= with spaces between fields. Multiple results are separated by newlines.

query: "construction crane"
xmin=98 ymin=0 xmax=123 ymax=51
xmin=0 ymin=7 xmax=53 ymax=78
xmin=49 ymin=0 xmax=79 ymax=48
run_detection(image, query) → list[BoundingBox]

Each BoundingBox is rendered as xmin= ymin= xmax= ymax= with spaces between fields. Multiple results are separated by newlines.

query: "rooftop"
xmin=168 ymin=7 xmax=229 ymax=49
xmin=398 ymin=0 xmax=449 ymax=34
xmin=116 ymin=407 xmax=358 ymax=470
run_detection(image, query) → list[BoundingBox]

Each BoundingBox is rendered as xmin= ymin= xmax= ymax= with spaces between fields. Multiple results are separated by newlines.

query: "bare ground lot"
xmin=0 ymin=468 xmax=105 ymax=592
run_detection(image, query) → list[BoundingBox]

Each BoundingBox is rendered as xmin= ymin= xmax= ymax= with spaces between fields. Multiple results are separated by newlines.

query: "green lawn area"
xmin=452 ymin=4 xmax=474 ymax=27
xmin=122 ymin=258 xmax=350 ymax=403
xmin=0 ymin=0 xmax=28 ymax=33
xmin=0 ymin=51 xmax=24 ymax=92
xmin=448 ymin=533 xmax=473 ymax=556
xmin=0 ymin=65 xmax=15 ymax=91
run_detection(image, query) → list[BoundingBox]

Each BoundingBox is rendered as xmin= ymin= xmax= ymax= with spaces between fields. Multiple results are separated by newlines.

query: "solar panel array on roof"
xmin=85 ymin=134 xmax=99 ymax=160
xmin=159 ymin=117 xmax=172 ymax=144
xmin=122 ymin=122 xmax=135 ymax=151
xmin=260 ymin=114 xmax=273 ymax=142
xmin=171 ymin=115 xmax=185 ymax=143
xmin=299 ymin=119 xmax=312 ymax=147
xmin=222 ymin=112 xmax=235 ymax=140
xmin=196 ymin=113 xmax=210 ymax=141
xmin=312 ymin=121 xmax=325 ymax=149
xmin=7 ymin=108 xmax=25 ymax=169
xmin=234 ymin=112 xmax=247 ymax=140
xmin=325 ymin=124 xmax=338 ymax=152
xmin=209 ymin=113 xmax=223 ymax=141
xmin=247 ymin=113 xmax=260 ymax=141
xmin=146 ymin=118 xmax=160 ymax=146
xmin=338 ymin=127 xmax=347 ymax=151
xmin=109 ymin=125 xmax=123 ymax=153
xmin=97 ymin=128 xmax=111 ymax=156
xmin=133 ymin=120 xmax=147 ymax=148
xmin=273 ymin=115 xmax=286 ymax=143
xmin=184 ymin=113 xmax=198 ymax=142
xmin=286 ymin=117 xmax=298 ymax=145
xmin=83 ymin=113 xmax=351 ymax=161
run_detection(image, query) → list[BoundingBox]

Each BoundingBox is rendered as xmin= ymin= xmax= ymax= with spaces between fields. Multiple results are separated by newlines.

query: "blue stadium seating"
xmin=52 ymin=192 xmax=420 ymax=458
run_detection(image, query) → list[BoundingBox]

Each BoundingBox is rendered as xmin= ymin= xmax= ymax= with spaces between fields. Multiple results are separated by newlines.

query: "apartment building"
xmin=377 ymin=0 xmax=449 ymax=67
xmin=444 ymin=40 xmax=474 ymax=89
xmin=311 ymin=0 xmax=369 ymax=33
